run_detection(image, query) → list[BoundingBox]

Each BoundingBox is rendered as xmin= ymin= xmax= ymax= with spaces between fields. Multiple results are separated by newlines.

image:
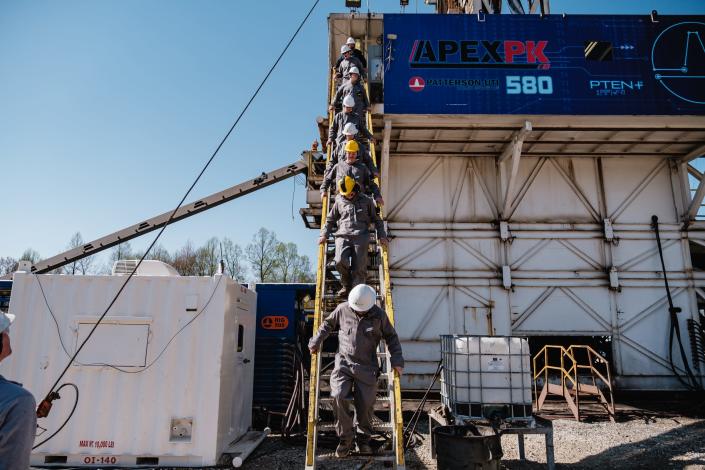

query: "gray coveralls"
xmin=321 ymin=159 xmax=381 ymax=201
xmin=328 ymin=111 xmax=372 ymax=151
xmin=335 ymin=48 xmax=368 ymax=70
xmin=331 ymin=81 xmax=369 ymax=117
xmin=326 ymin=138 xmax=377 ymax=176
xmin=308 ymin=303 xmax=403 ymax=444
xmin=322 ymin=193 xmax=386 ymax=290
xmin=0 ymin=376 xmax=37 ymax=470
xmin=338 ymin=56 xmax=366 ymax=82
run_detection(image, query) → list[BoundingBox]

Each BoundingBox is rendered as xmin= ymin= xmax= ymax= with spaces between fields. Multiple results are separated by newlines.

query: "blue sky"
xmin=2 ymin=0 xmax=704 ymax=270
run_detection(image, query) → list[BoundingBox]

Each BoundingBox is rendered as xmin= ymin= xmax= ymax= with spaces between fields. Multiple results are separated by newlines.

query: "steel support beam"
xmin=688 ymin=164 xmax=703 ymax=181
xmin=687 ymin=173 xmax=705 ymax=221
xmin=681 ymin=143 xmax=705 ymax=163
xmin=381 ymin=120 xmax=392 ymax=198
xmin=500 ymin=121 xmax=532 ymax=218
xmin=9 ymin=160 xmax=307 ymax=278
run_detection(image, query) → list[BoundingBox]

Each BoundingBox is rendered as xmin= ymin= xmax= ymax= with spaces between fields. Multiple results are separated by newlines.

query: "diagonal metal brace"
xmin=8 ymin=160 xmax=307 ymax=278
xmin=500 ymin=121 xmax=532 ymax=218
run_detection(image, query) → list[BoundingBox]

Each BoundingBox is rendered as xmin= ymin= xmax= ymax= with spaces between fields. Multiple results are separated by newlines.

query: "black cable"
xmin=38 ymin=0 xmax=320 ymax=410
xmin=35 ymin=274 xmax=71 ymax=357
xmin=651 ymin=215 xmax=702 ymax=391
xmin=99 ymin=275 xmax=223 ymax=374
xmin=34 ymin=273 xmax=222 ymax=373
xmin=404 ymin=361 xmax=443 ymax=450
xmin=32 ymin=383 xmax=79 ymax=450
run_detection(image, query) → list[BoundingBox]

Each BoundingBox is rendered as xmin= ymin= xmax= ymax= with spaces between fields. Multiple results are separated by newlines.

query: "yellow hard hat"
xmin=344 ymin=140 xmax=359 ymax=153
xmin=337 ymin=176 xmax=358 ymax=196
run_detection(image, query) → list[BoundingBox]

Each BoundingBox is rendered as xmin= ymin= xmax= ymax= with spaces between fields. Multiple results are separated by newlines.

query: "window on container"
xmin=237 ymin=325 xmax=244 ymax=352
xmin=584 ymin=41 xmax=613 ymax=61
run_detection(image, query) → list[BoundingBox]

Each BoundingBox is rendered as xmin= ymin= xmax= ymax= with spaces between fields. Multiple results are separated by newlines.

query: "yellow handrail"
xmin=304 ymin=69 xmax=338 ymax=469
xmin=364 ymin=82 xmax=405 ymax=468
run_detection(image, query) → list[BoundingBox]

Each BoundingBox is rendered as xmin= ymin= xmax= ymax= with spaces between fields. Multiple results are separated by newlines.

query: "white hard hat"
xmin=349 ymin=66 xmax=360 ymax=76
xmin=348 ymin=284 xmax=376 ymax=312
xmin=341 ymin=44 xmax=351 ymax=54
xmin=343 ymin=122 xmax=358 ymax=135
xmin=346 ymin=37 xmax=356 ymax=45
xmin=0 ymin=313 xmax=15 ymax=334
xmin=342 ymin=95 xmax=355 ymax=108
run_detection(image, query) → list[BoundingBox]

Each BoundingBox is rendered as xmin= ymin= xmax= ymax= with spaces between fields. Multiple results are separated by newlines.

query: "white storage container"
xmin=440 ymin=335 xmax=532 ymax=420
xmin=2 ymin=271 xmax=256 ymax=467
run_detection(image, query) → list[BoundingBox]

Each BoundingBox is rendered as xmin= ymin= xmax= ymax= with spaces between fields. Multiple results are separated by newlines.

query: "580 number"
xmin=506 ymin=76 xmax=553 ymax=95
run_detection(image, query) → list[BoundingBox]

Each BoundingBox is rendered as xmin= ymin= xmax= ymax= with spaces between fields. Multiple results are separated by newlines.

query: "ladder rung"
xmin=318 ymin=351 xmax=391 ymax=358
xmin=319 ymin=396 xmax=390 ymax=405
xmin=317 ymin=422 xmax=393 ymax=431
xmin=316 ymin=454 xmax=395 ymax=462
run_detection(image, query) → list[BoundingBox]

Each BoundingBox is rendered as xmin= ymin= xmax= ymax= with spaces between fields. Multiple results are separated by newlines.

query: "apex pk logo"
xmin=409 ymin=39 xmax=550 ymax=70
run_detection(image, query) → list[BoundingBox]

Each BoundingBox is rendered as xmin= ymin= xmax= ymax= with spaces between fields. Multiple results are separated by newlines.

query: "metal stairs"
xmin=303 ymin=75 xmax=405 ymax=469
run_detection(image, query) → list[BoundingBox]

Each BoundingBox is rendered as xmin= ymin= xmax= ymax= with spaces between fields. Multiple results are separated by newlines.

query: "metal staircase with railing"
xmin=304 ymin=73 xmax=405 ymax=469
xmin=533 ymin=344 xmax=615 ymax=422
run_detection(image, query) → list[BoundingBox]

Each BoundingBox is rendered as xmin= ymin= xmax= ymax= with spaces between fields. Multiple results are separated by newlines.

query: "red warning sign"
xmin=408 ymin=76 xmax=425 ymax=92
xmin=261 ymin=315 xmax=289 ymax=330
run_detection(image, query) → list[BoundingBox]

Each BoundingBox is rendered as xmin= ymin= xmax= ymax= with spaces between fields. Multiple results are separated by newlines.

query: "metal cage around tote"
xmin=440 ymin=335 xmax=533 ymax=421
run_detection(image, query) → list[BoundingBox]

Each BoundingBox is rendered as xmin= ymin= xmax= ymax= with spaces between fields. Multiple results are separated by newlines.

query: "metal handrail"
xmin=304 ymin=69 xmax=337 ymax=469
xmin=567 ymin=345 xmax=613 ymax=390
xmin=364 ymin=81 xmax=405 ymax=468
xmin=532 ymin=345 xmax=577 ymax=388
xmin=532 ymin=343 xmax=615 ymax=422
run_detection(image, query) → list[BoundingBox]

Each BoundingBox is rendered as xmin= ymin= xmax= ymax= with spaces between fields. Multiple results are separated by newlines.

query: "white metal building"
xmin=326 ymin=13 xmax=705 ymax=391
xmin=3 ymin=268 xmax=257 ymax=466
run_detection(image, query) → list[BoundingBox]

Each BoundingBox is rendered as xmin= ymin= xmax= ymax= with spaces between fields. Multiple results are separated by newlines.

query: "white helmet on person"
xmin=342 ymin=95 xmax=355 ymax=108
xmin=349 ymin=66 xmax=360 ymax=76
xmin=341 ymin=44 xmax=351 ymax=54
xmin=348 ymin=284 xmax=376 ymax=312
xmin=0 ymin=313 xmax=15 ymax=334
xmin=343 ymin=122 xmax=358 ymax=136
xmin=346 ymin=37 xmax=356 ymax=46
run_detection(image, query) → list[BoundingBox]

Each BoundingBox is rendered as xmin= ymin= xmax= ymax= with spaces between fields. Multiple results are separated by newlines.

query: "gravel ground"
xmin=241 ymin=400 xmax=705 ymax=470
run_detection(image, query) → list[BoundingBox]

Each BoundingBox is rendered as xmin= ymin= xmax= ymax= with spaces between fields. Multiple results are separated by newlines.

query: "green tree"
xmin=274 ymin=242 xmax=314 ymax=282
xmin=221 ymin=237 xmax=247 ymax=281
xmin=0 ymin=257 xmax=17 ymax=276
xmin=195 ymin=237 xmax=219 ymax=276
xmin=62 ymin=232 xmax=96 ymax=275
xmin=172 ymin=241 xmax=198 ymax=276
xmin=246 ymin=228 xmax=280 ymax=282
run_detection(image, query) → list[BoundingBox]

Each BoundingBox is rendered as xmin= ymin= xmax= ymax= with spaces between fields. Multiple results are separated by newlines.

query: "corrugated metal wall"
xmin=384 ymin=149 xmax=703 ymax=390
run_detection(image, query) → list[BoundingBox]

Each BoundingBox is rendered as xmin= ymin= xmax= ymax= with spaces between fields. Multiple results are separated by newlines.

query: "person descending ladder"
xmin=304 ymin=71 xmax=405 ymax=469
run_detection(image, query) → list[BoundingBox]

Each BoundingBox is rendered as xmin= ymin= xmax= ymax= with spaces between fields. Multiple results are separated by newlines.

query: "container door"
xmin=233 ymin=287 xmax=256 ymax=436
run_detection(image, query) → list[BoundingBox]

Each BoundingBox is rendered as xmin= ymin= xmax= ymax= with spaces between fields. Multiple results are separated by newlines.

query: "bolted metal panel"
xmin=384 ymin=118 xmax=704 ymax=389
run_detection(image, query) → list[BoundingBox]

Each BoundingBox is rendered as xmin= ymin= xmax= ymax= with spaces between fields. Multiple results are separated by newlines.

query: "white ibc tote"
xmin=440 ymin=335 xmax=532 ymax=420
xmin=2 ymin=268 xmax=256 ymax=467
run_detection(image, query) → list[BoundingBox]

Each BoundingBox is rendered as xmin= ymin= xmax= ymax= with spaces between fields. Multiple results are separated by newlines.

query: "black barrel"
xmin=433 ymin=424 xmax=503 ymax=470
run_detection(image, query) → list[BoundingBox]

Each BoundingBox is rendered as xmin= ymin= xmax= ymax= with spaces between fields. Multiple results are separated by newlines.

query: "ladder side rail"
xmin=13 ymin=160 xmax=307 ymax=278
xmin=305 ymin=69 xmax=338 ymax=470
xmin=365 ymin=83 xmax=405 ymax=469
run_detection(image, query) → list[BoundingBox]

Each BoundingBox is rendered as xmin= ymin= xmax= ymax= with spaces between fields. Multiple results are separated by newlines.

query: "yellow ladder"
xmin=304 ymin=75 xmax=405 ymax=469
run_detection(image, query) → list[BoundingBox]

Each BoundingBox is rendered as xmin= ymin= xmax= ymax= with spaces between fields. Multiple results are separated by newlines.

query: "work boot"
xmin=335 ymin=440 xmax=353 ymax=458
xmin=337 ymin=287 xmax=348 ymax=297
xmin=356 ymin=440 xmax=373 ymax=455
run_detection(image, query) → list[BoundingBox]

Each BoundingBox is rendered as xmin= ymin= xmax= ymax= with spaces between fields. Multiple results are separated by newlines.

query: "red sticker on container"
xmin=261 ymin=316 xmax=289 ymax=330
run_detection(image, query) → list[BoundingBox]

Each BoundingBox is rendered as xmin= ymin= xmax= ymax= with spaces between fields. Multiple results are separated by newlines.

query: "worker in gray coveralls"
xmin=328 ymin=95 xmax=374 ymax=153
xmin=320 ymin=140 xmax=383 ymax=206
xmin=319 ymin=176 xmax=387 ymax=296
xmin=308 ymin=284 xmax=404 ymax=457
xmin=0 ymin=312 xmax=37 ymax=470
